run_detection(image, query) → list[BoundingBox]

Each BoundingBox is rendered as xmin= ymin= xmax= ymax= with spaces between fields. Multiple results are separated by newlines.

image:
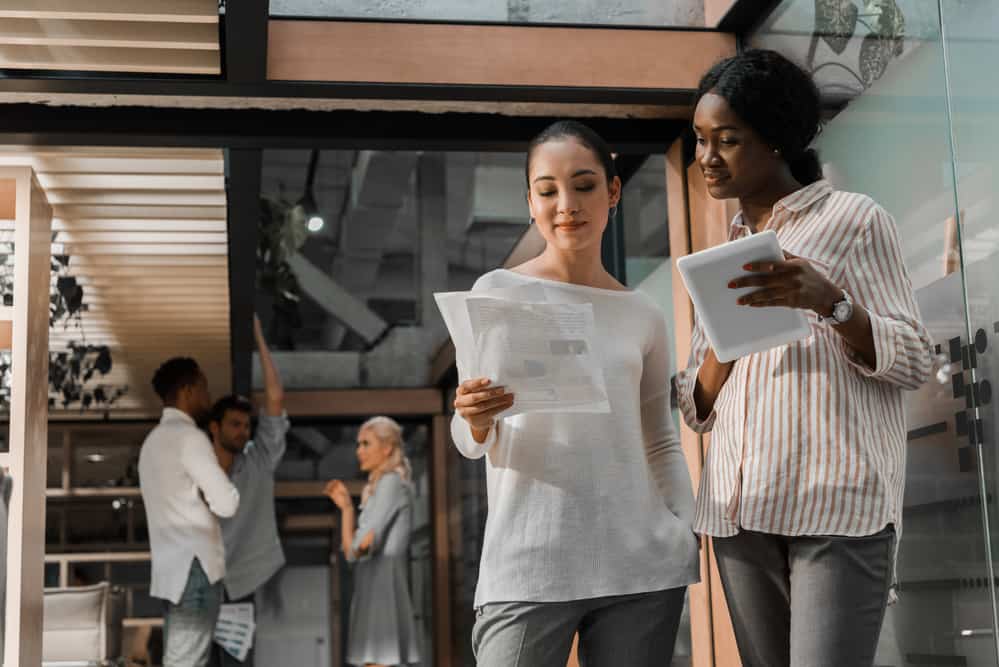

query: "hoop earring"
xmin=529 ymin=217 xmax=535 ymax=225
xmin=609 ymin=206 xmax=618 ymax=219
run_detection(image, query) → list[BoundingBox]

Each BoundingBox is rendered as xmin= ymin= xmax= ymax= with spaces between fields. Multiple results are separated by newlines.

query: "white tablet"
xmin=676 ymin=230 xmax=811 ymax=363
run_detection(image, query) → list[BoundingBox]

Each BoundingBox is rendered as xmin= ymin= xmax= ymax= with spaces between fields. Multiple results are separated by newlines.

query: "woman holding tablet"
xmin=676 ymin=49 xmax=932 ymax=667
xmin=451 ymin=120 xmax=699 ymax=667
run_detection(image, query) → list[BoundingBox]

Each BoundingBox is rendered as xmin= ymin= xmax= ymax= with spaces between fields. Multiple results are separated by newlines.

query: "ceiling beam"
xmin=0 ymin=104 xmax=687 ymax=153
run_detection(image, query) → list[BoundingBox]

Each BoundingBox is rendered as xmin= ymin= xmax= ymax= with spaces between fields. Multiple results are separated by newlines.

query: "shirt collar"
xmin=161 ymin=406 xmax=196 ymax=426
xmin=729 ymin=179 xmax=834 ymax=236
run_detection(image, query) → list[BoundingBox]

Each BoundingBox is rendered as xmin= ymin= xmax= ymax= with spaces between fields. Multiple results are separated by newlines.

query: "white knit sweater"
xmin=451 ymin=269 xmax=700 ymax=607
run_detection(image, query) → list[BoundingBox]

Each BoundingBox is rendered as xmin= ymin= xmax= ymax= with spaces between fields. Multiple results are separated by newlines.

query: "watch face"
xmin=834 ymin=301 xmax=852 ymax=322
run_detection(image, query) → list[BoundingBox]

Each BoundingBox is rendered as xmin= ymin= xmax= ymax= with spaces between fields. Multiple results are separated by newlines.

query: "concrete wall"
xmin=270 ymin=0 xmax=705 ymax=26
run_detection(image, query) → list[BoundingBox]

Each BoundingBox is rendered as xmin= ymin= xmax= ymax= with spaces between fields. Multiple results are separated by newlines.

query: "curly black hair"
xmin=525 ymin=120 xmax=618 ymax=187
xmin=208 ymin=394 xmax=253 ymax=426
xmin=696 ymin=49 xmax=823 ymax=185
xmin=151 ymin=357 xmax=202 ymax=403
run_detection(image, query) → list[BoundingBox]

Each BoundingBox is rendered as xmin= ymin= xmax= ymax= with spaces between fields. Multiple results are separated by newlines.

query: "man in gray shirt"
xmin=208 ymin=316 xmax=288 ymax=667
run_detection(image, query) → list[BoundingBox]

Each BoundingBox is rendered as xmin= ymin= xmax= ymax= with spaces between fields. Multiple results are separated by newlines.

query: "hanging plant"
xmin=257 ymin=195 xmax=309 ymax=346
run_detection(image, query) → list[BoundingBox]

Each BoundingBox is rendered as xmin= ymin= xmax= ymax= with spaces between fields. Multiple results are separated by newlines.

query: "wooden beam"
xmin=255 ymin=389 xmax=443 ymax=418
xmin=38 ymin=173 xmax=224 ymax=190
xmin=4 ymin=166 xmax=52 ymax=666
xmin=667 ymin=138 xmax=715 ymax=667
xmin=268 ymin=21 xmax=735 ymax=91
xmin=0 ymin=18 xmax=219 ymax=50
xmin=685 ymin=159 xmax=742 ymax=667
xmin=0 ymin=178 xmax=14 ymax=220
xmin=0 ymin=44 xmax=220 ymax=75
xmin=0 ymin=0 xmax=219 ymax=24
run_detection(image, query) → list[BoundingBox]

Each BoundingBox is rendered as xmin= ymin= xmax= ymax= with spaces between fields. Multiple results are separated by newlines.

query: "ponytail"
xmin=788 ymin=148 xmax=823 ymax=185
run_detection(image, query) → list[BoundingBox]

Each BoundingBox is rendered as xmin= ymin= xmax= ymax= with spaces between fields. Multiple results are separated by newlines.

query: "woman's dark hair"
xmin=525 ymin=120 xmax=618 ymax=186
xmin=695 ymin=49 xmax=823 ymax=185
xmin=151 ymin=357 xmax=202 ymax=403
xmin=208 ymin=394 xmax=253 ymax=426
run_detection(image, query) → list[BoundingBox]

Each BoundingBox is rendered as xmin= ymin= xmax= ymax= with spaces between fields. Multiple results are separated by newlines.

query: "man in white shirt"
xmin=139 ymin=357 xmax=240 ymax=667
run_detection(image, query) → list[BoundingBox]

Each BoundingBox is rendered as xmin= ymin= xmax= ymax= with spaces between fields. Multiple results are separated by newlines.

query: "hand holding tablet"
xmin=676 ymin=230 xmax=812 ymax=363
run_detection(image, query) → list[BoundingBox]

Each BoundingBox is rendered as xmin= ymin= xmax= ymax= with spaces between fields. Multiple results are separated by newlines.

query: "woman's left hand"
xmin=729 ymin=251 xmax=840 ymax=317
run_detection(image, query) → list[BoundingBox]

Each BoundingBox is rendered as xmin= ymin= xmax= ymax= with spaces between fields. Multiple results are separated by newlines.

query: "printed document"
xmin=434 ymin=285 xmax=609 ymax=416
xmin=214 ymin=602 xmax=255 ymax=662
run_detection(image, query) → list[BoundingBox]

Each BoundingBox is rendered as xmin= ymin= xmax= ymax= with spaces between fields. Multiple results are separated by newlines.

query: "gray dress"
xmin=346 ymin=472 xmax=420 ymax=667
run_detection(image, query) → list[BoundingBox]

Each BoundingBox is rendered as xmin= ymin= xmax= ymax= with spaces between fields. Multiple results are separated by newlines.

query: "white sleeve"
xmin=641 ymin=312 xmax=695 ymax=524
xmin=450 ymin=412 xmax=497 ymax=460
xmin=180 ymin=431 xmax=240 ymax=518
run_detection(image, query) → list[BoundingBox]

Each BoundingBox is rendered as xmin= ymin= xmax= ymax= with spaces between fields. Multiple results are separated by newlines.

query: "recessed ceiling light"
xmin=85 ymin=453 xmax=106 ymax=463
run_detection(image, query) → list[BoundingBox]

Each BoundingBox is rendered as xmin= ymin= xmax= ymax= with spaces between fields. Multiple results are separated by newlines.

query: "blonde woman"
xmin=325 ymin=416 xmax=420 ymax=667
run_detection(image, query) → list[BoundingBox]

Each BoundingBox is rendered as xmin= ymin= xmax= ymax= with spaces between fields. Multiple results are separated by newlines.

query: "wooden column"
xmin=682 ymin=155 xmax=742 ymax=667
xmin=2 ymin=166 xmax=52 ymax=667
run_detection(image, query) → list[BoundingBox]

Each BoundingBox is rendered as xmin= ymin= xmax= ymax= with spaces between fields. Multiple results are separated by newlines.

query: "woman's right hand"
xmin=453 ymin=378 xmax=515 ymax=440
xmin=324 ymin=480 xmax=352 ymax=511
xmin=693 ymin=347 xmax=735 ymax=420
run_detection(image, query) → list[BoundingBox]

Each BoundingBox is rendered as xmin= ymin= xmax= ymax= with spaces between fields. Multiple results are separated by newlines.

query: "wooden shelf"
xmin=123 ymin=617 xmax=162 ymax=628
xmin=45 ymin=551 xmax=150 ymax=564
xmin=47 ymin=487 xmax=141 ymax=498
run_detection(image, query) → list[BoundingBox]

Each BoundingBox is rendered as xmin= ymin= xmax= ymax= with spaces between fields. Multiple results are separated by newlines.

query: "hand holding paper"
xmin=434 ymin=282 xmax=609 ymax=420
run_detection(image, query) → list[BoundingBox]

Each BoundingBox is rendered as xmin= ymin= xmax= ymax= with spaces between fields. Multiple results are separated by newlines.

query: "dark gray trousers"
xmin=713 ymin=526 xmax=895 ymax=667
xmin=472 ymin=587 xmax=687 ymax=667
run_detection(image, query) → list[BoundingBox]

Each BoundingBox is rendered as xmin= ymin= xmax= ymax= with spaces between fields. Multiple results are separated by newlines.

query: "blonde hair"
xmin=359 ymin=416 xmax=412 ymax=505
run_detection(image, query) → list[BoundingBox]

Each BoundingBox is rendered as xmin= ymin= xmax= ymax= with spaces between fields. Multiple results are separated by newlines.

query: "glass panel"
xmin=941 ymin=0 xmax=999 ymax=657
xmin=751 ymin=1 xmax=945 ymax=106
xmin=278 ymin=419 xmax=433 ymax=666
xmin=621 ymin=154 xmax=689 ymax=665
xmin=258 ymin=150 xmax=527 ymax=388
xmin=753 ymin=1 xmax=999 ymax=664
xmin=70 ymin=427 xmax=145 ymax=489
xmin=268 ymin=0 xmax=704 ymax=27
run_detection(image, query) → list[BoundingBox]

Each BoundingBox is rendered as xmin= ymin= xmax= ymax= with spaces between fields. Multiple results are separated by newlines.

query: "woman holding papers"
xmin=676 ymin=49 xmax=932 ymax=667
xmin=325 ymin=416 xmax=420 ymax=667
xmin=451 ymin=120 xmax=699 ymax=667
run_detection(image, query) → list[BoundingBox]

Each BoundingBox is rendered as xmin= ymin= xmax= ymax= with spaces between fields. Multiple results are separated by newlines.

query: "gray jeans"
xmin=713 ymin=526 xmax=895 ymax=667
xmin=163 ymin=559 xmax=223 ymax=667
xmin=472 ymin=587 xmax=686 ymax=667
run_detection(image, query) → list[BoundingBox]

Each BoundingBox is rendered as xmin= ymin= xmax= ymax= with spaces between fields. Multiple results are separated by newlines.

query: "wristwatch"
xmin=819 ymin=289 xmax=853 ymax=324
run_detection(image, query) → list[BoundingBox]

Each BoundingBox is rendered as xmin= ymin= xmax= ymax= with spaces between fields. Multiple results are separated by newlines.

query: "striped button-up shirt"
xmin=676 ymin=180 xmax=932 ymax=539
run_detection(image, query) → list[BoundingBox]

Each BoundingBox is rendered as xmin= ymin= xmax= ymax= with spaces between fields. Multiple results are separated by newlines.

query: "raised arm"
xmin=255 ymin=314 xmax=284 ymax=417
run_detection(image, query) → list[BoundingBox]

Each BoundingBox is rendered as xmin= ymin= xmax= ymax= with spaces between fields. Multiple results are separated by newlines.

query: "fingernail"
xmin=728 ymin=281 xmax=736 ymax=288
xmin=742 ymin=264 xmax=751 ymax=270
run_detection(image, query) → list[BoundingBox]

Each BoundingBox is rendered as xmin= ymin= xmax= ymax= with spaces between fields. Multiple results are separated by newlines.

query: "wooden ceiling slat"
xmin=68 ymin=254 xmax=226 ymax=266
xmin=0 ymin=19 xmax=219 ymax=51
xmin=0 ymin=0 xmax=219 ymax=24
xmin=56 ymin=231 xmax=227 ymax=244
xmin=52 ymin=219 xmax=226 ymax=232
xmin=2 ymin=145 xmax=230 ymax=416
xmin=0 ymin=45 xmax=220 ymax=75
xmin=59 ymin=243 xmax=228 ymax=256
xmin=39 ymin=173 xmax=224 ymax=191
xmin=45 ymin=189 xmax=225 ymax=206
xmin=53 ymin=204 xmax=227 ymax=219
